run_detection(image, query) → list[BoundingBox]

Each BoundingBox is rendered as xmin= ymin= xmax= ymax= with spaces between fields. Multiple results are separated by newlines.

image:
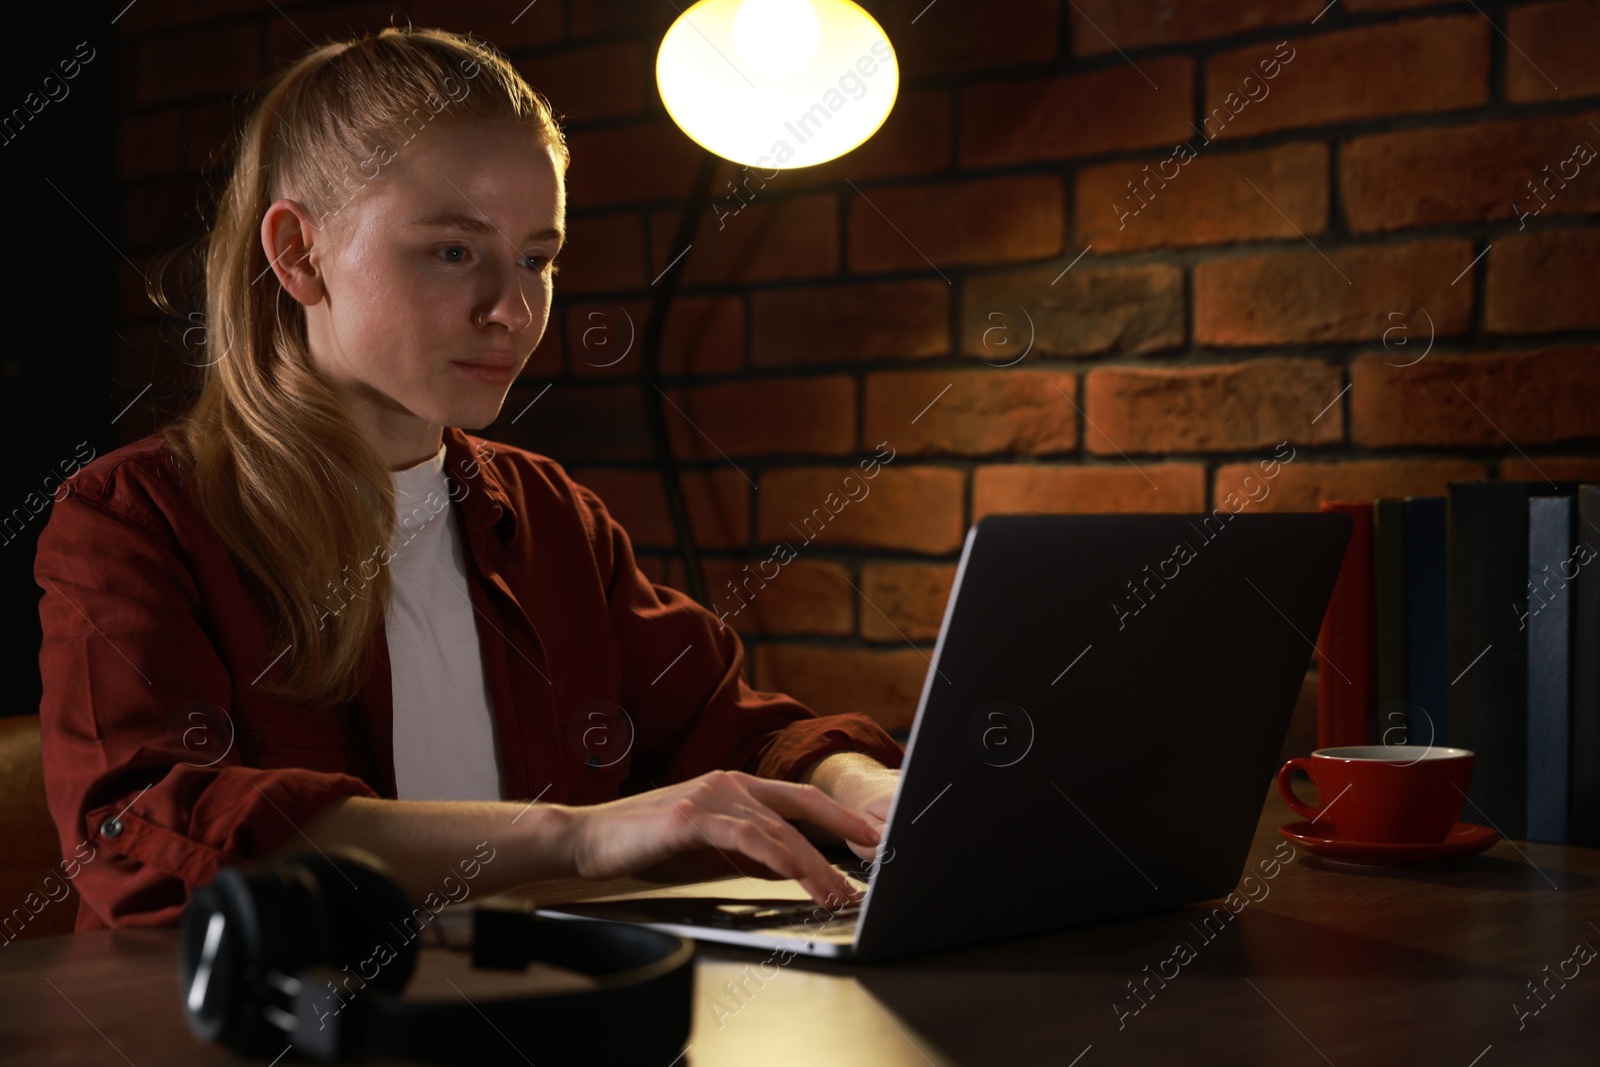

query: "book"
xmin=1317 ymin=501 xmax=1375 ymax=749
xmin=1405 ymin=497 xmax=1448 ymax=748
xmin=1572 ymin=486 xmax=1600 ymax=847
xmin=1525 ymin=494 xmax=1573 ymax=844
xmin=1447 ymin=481 xmax=1532 ymax=839
xmin=1373 ymin=498 xmax=1408 ymax=745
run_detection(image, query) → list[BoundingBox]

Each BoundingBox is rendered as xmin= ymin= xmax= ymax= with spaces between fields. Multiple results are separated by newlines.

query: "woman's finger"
xmin=741 ymin=774 xmax=884 ymax=848
xmin=696 ymin=810 xmax=858 ymax=909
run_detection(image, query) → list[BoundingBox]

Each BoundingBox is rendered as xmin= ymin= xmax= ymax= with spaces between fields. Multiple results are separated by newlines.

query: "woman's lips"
xmin=451 ymin=361 xmax=516 ymax=385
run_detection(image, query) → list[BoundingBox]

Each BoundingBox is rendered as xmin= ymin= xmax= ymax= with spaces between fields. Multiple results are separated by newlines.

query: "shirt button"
xmin=98 ymin=816 xmax=123 ymax=839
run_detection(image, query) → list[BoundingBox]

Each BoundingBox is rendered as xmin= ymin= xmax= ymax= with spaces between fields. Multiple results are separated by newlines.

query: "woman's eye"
xmin=437 ymin=245 xmax=557 ymax=276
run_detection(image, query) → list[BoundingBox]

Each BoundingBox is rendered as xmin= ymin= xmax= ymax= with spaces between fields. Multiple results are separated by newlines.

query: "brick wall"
xmin=115 ymin=0 xmax=1600 ymax=741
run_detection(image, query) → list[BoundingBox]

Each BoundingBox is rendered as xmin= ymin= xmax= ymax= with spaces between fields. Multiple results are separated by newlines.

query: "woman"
xmin=35 ymin=25 xmax=903 ymax=932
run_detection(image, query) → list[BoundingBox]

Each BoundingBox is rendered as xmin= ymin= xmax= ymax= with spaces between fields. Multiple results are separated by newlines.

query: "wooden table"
xmin=4 ymin=779 xmax=1599 ymax=1065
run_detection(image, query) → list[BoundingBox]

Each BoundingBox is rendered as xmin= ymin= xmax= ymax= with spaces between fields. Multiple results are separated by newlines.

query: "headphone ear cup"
xmin=287 ymin=845 xmax=419 ymax=995
xmin=180 ymin=860 xmax=329 ymax=1058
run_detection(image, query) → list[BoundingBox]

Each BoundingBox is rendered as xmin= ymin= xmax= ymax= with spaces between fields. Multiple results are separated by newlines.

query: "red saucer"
xmin=1277 ymin=820 xmax=1501 ymax=866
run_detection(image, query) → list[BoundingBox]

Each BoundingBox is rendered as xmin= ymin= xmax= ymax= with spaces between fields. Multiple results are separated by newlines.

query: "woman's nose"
xmin=477 ymin=269 xmax=535 ymax=332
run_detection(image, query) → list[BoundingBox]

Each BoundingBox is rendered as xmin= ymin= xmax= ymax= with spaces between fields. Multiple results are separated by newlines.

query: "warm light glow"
xmin=657 ymin=0 xmax=899 ymax=170
xmin=733 ymin=0 xmax=820 ymax=77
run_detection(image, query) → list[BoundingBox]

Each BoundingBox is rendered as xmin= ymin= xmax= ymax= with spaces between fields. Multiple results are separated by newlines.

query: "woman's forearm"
xmin=260 ymin=795 xmax=578 ymax=906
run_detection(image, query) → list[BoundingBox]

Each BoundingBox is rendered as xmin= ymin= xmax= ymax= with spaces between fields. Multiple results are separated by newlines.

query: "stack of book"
xmin=1314 ymin=483 xmax=1600 ymax=845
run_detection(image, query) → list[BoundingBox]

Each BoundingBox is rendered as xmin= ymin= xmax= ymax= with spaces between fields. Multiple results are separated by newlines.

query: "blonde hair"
xmin=151 ymin=24 xmax=568 ymax=711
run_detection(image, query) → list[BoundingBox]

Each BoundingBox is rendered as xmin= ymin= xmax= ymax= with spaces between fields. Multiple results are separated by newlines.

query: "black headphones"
xmin=177 ymin=845 xmax=695 ymax=1065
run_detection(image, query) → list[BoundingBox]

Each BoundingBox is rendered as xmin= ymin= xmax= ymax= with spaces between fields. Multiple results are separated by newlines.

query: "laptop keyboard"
xmin=706 ymin=901 xmax=862 ymax=930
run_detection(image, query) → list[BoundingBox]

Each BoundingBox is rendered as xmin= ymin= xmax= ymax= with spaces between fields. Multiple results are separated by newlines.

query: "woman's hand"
xmin=563 ymin=770 xmax=880 ymax=908
xmin=795 ymin=753 xmax=902 ymax=862
xmin=824 ymin=766 xmax=900 ymax=862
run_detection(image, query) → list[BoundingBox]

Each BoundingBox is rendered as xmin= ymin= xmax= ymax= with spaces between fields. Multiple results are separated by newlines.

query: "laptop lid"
xmin=850 ymin=510 xmax=1350 ymax=960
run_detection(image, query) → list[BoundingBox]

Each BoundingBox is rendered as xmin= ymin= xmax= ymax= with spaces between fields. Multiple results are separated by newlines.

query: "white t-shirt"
xmin=386 ymin=444 xmax=503 ymax=801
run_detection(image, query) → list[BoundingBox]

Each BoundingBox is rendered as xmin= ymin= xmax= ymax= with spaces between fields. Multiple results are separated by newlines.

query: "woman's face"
xmin=266 ymin=119 xmax=565 ymax=467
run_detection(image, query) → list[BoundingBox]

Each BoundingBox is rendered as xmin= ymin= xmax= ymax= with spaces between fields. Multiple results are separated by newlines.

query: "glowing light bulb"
xmin=657 ymin=0 xmax=899 ymax=169
xmin=733 ymin=0 xmax=821 ymax=78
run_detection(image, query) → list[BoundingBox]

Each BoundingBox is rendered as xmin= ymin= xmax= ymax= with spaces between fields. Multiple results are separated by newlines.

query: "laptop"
xmin=532 ymin=511 xmax=1352 ymax=962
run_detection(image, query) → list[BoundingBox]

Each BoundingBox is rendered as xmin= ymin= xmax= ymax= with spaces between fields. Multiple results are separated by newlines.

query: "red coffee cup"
xmin=1275 ymin=745 xmax=1475 ymax=844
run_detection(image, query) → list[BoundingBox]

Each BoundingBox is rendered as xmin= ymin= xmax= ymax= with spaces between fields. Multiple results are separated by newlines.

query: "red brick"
xmin=1215 ymin=457 xmax=1490 ymax=512
xmin=1194 ymin=240 xmax=1476 ymax=346
xmin=1068 ymin=0 xmax=1323 ymax=55
xmin=134 ymin=24 xmax=262 ymax=107
xmin=961 ymin=263 xmax=1184 ymax=359
xmin=412 ymin=0 xmax=563 ymax=49
xmin=1077 ymin=143 xmax=1328 ymax=253
xmin=117 ymin=0 xmax=204 ymax=34
xmin=754 ymin=644 xmax=925 ymax=732
xmin=566 ymin=295 xmax=744 ymax=378
xmin=564 ymin=299 xmax=644 ymax=379
xmin=662 ymin=376 xmax=856 ymax=459
xmin=1351 ymin=347 xmax=1600 ymax=448
xmin=183 ymin=101 xmax=242 ymax=174
xmin=125 ymin=179 xmax=207 ymax=247
xmin=1486 ymin=230 xmax=1600 ymax=334
xmin=758 ymin=465 xmax=966 ymax=554
xmin=650 ymin=193 xmax=838 ymax=285
xmin=864 ymin=370 xmax=1080 ymax=456
xmin=498 ymin=381 xmax=651 ymax=462
xmin=860 ymin=562 xmax=957 ymax=643
xmin=790 ymin=89 xmax=951 ymax=190
xmin=517 ymin=42 xmax=646 ymax=124
xmin=879 ymin=0 xmax=1057 ymax=77
xmin=1205 ymin=19 xmax=1489 ymax=140
xmin=119 ymin=109 xmax=182 ymax=182
xmin=553 ymin=212 xmax=648 ymax=293
xmin=570 ymin=0 xmax=676 ymax=38
xmin=566 ymin=467 xmax=750 ymax=551
xmin=752 ymin=281 xmax=948 ymax=367
xmin=961 ymin=58 xmax=1193 ymax=167
xmin=1500 ymin=456 xmax=1600 ymax=481
xmin=192 ymin=0 xmax=323 ymax=15
xmin=674 ymin=557 xmax=855 ymax=638
xmin=1507 ymin=2 xmax=1600 ymax=102
xmin=565 ymin=123 xmax=703 ymax=209
xmin=1087 ymin=359 xmax=1345 ymax=455
xmin=1342 ymin=112 xmax=1600 ymax=232
xmin=850 ymin=176 xmax=1062 ymax=272
xmin=266 ymin=6 xmax=405 ymax=67
xmin=974 ymin=464 xmax=1207 ymax=517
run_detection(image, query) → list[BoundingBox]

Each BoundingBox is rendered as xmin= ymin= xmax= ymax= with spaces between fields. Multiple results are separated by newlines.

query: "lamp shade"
xmin=656 ymin=0 xmax=899 ymax=170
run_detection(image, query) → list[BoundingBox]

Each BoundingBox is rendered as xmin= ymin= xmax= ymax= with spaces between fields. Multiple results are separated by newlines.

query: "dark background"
xmin=5 ymin=1 xmax=1598 ymax=750
xmin=2 ymin=6 xmax=116 ymax=717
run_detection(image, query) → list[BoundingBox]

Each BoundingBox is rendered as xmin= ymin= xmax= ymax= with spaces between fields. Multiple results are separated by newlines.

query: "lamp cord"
xmin=640 ymin=146 xmax=721 ymax=609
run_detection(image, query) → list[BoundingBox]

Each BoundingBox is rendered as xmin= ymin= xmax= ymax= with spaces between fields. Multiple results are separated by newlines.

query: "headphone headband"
xmin=179 ymin=847 xmax=694 ymax=1065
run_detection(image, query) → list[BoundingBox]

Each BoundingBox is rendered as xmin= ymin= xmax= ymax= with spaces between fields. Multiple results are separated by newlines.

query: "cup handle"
xmin=1276 ymin=758 xmax=1322 ymax=821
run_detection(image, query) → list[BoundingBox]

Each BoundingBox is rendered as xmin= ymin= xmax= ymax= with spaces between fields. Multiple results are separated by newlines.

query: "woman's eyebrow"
xmin=407 ymin=210 xmax=565 ymax=246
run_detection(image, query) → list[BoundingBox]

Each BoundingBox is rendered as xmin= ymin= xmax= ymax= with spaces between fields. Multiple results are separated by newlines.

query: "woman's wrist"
xmin=798 ymin=752 xmax=891 ymax=799
xmin=261 ymin=795 xmax=584 ymax=903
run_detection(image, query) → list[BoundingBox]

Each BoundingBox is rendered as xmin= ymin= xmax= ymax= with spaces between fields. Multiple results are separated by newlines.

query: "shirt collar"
xmin=441 ymin=426 xmax=516 ymax=535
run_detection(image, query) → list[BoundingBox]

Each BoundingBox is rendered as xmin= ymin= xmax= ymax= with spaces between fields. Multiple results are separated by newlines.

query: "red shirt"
xmin=35 ymin=426 xmax=904 ymax=932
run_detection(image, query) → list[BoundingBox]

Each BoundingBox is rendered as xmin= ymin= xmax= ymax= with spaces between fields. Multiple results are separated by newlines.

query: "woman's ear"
xmin=260 ymin=198 xmax=327 ymax=306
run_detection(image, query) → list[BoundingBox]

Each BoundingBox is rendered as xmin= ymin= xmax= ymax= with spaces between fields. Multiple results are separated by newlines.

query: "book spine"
xmin=1317 ymin=501 xmax=1375 ymax=749
xmin=1525 ymin=495 xmax=1572 ymax=844
xmin=1374 ymin=499 xmax=1409 ymax=745
xmin=1447 ymin=481 xmax=1532 ymax=840
xmin=1406 ymin=497 xmax=1449 ymax=747
xmin=1571 ymin=486 xmax=1600 ymax=847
